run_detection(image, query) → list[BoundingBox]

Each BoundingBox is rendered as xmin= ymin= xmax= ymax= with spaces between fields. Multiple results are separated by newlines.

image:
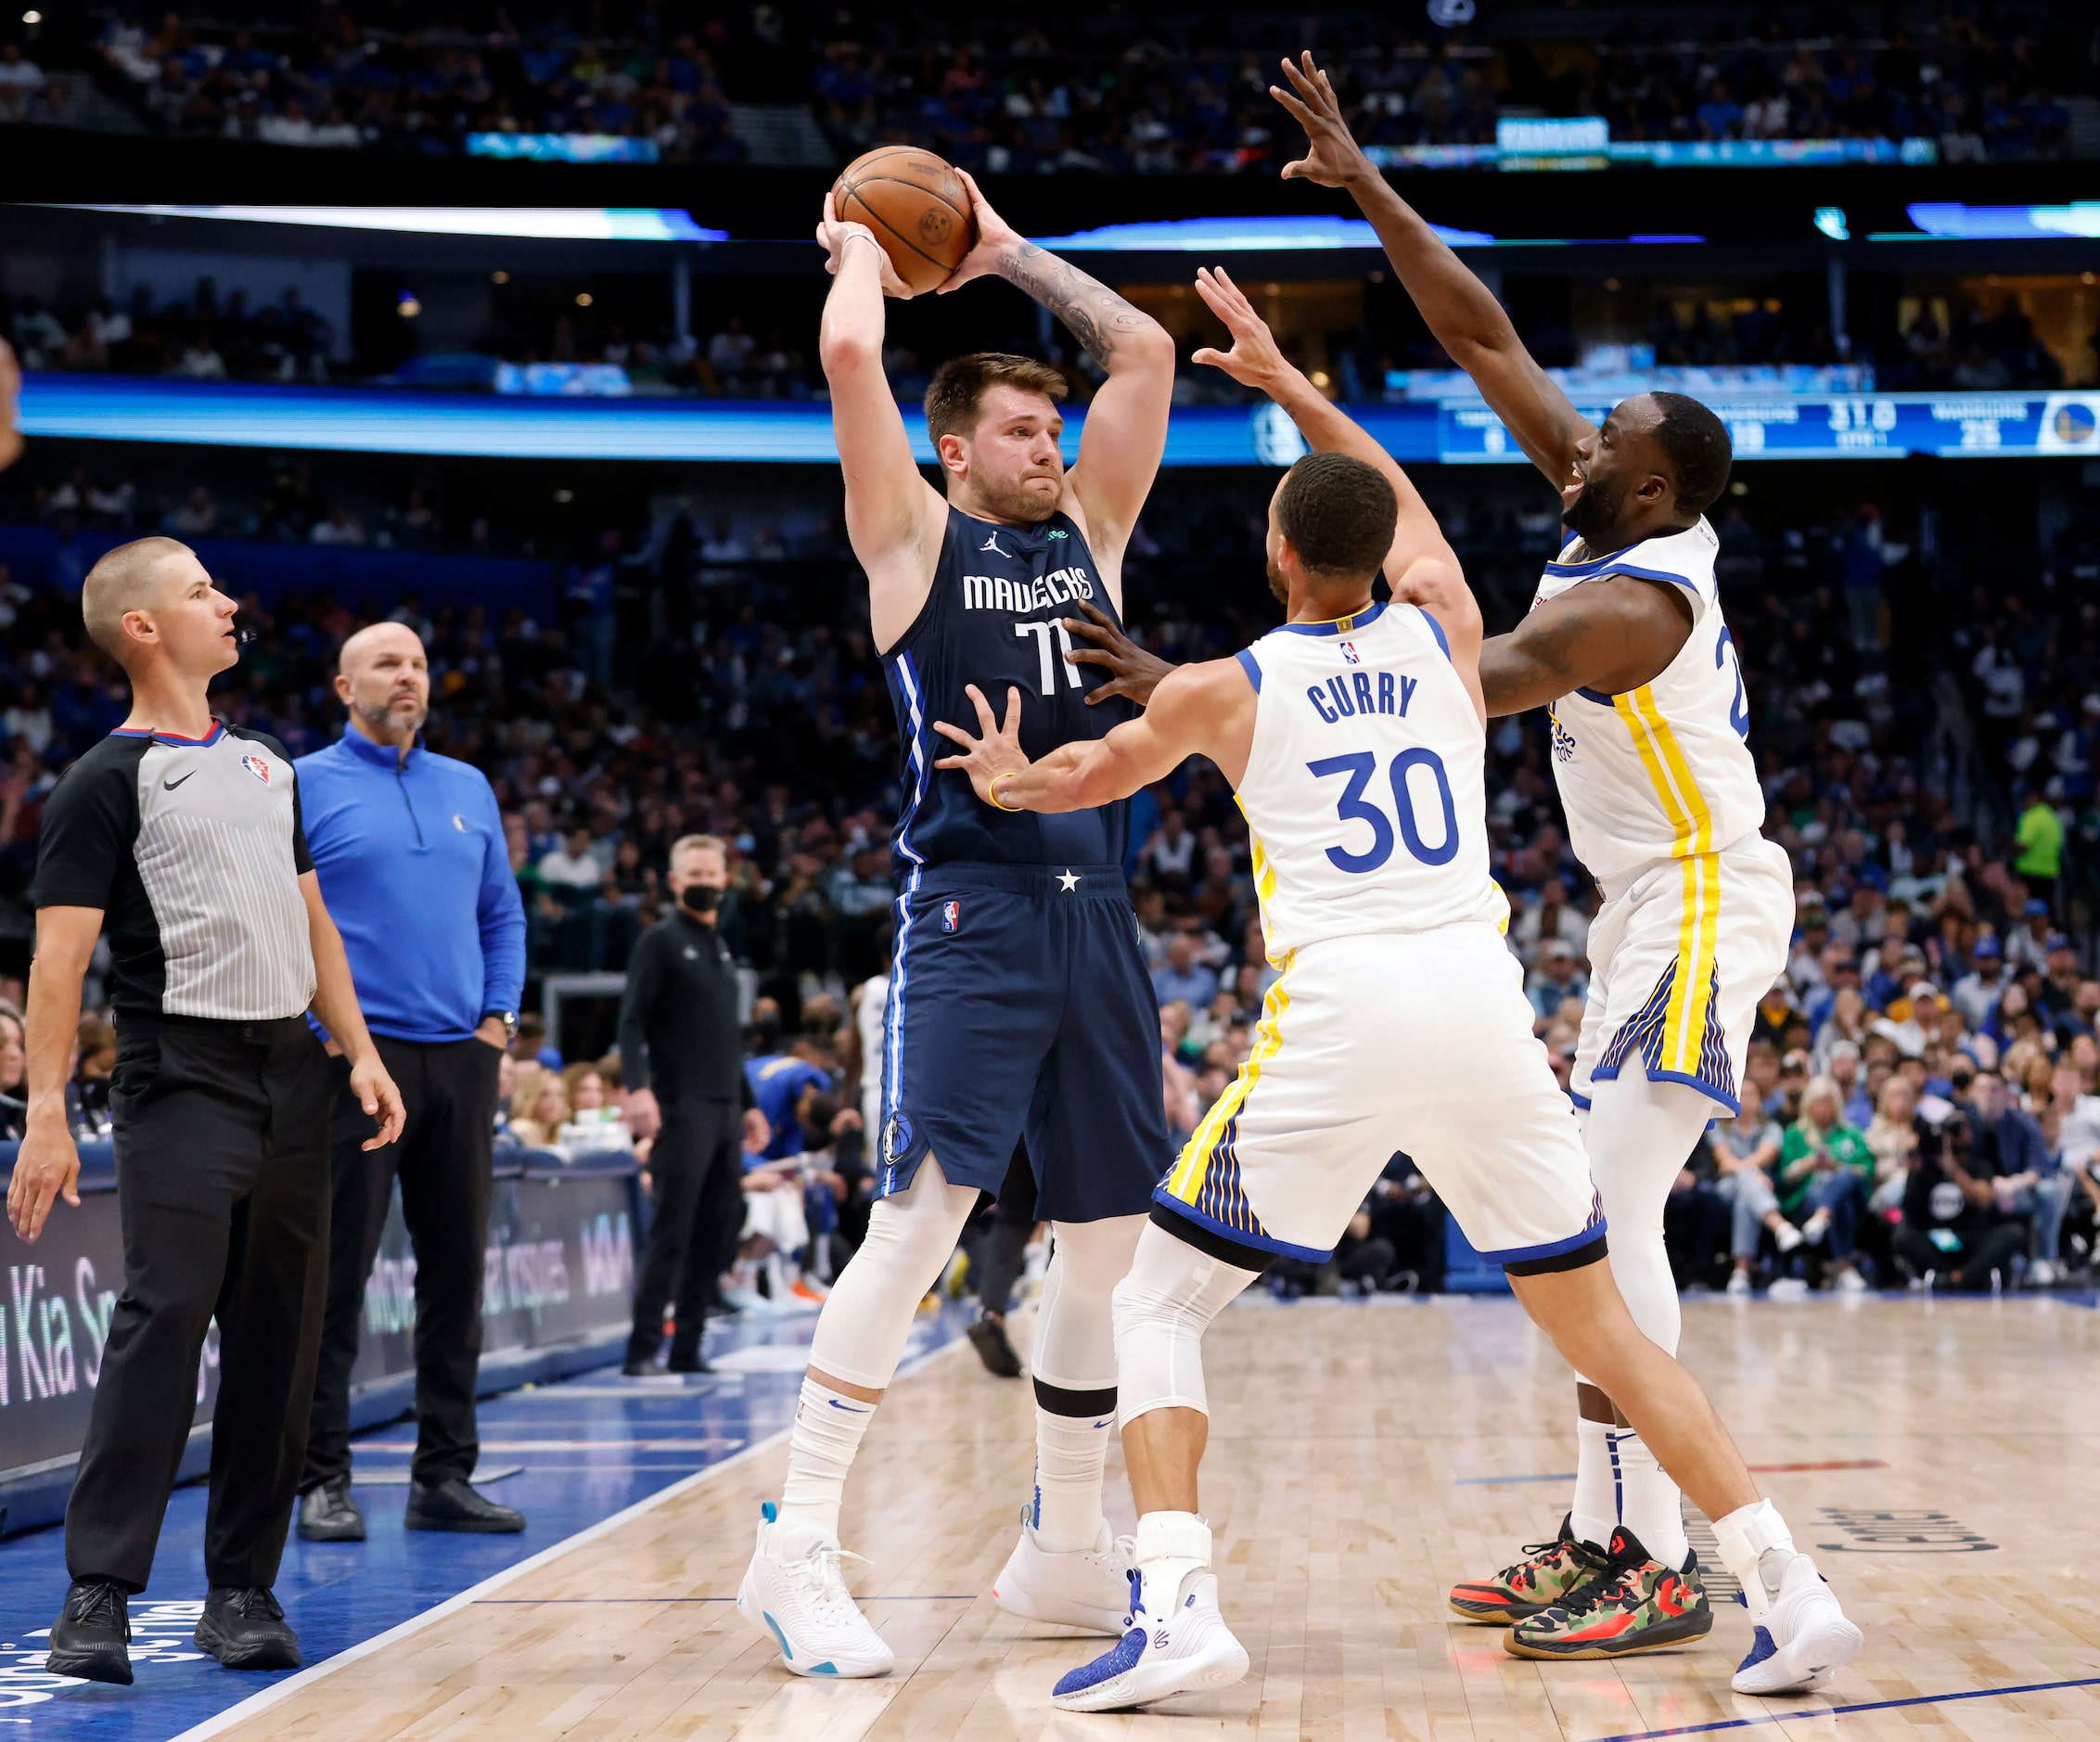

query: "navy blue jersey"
xmin=883 ymin=506 xmax=1136 ymax=877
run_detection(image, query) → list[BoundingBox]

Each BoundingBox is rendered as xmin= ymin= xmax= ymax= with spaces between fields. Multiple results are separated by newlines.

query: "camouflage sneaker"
xmin=1448 ymin=1515 xmax=1609 ymax=1624
xmin=1503 ymin=1526 xmax=1714 ymax=1660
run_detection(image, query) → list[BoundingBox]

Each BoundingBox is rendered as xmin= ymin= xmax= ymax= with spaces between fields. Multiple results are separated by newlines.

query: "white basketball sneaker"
xmin=992 ymin=1513 xmax=1134 ymax=1634
xmin=1051 ymin=1513 xmax=1249 ymax=1712
xmin=1732 ymin=1551 xmax=1863 ymax=1695
xmin=736 ymin=1504 xmax=895 ymax=1678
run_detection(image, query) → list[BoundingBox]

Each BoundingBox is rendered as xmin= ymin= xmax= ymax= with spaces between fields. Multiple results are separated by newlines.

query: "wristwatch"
xmin=482 ymin=1009 xmax=519 ymax=1042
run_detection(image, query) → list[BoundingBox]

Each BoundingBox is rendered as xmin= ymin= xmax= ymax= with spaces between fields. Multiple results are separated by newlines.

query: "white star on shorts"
xmin=1057 ymin=869 xmax=1081 ymax=891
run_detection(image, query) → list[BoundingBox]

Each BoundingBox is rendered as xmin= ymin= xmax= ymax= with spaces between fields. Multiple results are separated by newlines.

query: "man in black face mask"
xmin=619 ymin=834 xmax=771 ymax=1374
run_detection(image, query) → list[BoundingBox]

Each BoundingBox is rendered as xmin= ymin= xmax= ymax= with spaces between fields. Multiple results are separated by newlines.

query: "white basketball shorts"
xmin=1154 ymin=921 xmax=1605 ymax=1270
xmin=1574 ymin=831 xmax=1792 ymax=1117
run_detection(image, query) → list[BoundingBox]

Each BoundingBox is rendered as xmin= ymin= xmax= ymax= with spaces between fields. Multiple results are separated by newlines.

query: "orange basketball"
xmin=830 ymin=146 xmax=978 ymax=296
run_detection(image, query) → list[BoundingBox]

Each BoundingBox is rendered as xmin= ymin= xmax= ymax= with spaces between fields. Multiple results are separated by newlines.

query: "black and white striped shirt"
xmin=32 ymin=721 xmax=317 ymax=1021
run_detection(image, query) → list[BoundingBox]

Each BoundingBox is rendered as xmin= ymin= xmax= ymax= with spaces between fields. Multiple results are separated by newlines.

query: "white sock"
xmin=1611 ymin=1431 xmax=1688 ymax=1567
xmin=775 ymin=1377 xmax=876 ymax=1540
xmin=1031 ymin=1408 xmax=1112 ymax=1554
xmin=1571 ymin=1415 xmax=1620 ymax=1549
xmin=1711 ymin=1497 xmax=1798 ymax=1618
xmin=1133 ymin=1510 xmax=1211 ymax=1614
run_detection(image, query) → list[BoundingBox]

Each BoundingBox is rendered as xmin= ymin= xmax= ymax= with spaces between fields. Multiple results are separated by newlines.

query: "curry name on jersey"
xmin=1533 ymin=518 xmax=1765 ymax=883
xmin=1233 ymin=600 xmax=1506 ymax=960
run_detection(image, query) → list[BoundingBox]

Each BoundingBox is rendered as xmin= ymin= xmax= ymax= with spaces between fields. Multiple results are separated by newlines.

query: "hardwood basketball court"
xmin=185 ymin=1293 xmax=2100 ymax=1740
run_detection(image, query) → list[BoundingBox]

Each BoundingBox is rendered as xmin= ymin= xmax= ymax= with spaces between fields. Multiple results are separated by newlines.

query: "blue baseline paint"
xmin=0 ymin=1304 xmax=970 ymax=1741
xmin=1588 ymin=1675 xmax=2100 ymax=1741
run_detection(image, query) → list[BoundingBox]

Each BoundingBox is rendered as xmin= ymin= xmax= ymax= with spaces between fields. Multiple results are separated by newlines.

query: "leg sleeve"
xmin=1581 ymin=1074 xmax=1718 ymax=1357
xmin=1111 ymin=1218 xmax=1261 ymax=1428
xmin=1031 ymin=1213 xmax=1144 ymax=1395
xmin=804 ymin=1156 xmax=980 ymax=1390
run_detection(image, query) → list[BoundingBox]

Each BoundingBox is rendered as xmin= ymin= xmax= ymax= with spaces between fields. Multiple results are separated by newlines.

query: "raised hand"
xmin=936 ymin=169 xmax=1020 ymax=294
xmin=1188 ymin=266 xmax=1292 ymax=392
xmin=932 ymin=683 xmax=1030 ymax=805
xmin=1271 ymin=52 xmax=1375 ymax=189
xmin=815 ymin=189 xmax=914 ymax=299
xmin=1061 ymin=599 xmax=1174 ymax=708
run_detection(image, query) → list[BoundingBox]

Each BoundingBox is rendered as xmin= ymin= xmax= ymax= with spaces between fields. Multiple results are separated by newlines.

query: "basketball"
xmin=830 ymin=145 xmax=978 ymax=295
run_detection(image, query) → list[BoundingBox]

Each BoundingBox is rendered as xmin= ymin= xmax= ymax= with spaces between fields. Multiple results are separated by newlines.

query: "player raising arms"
xmin=932 ymin=295 xmax=1862 ymax=1705
xmin=737 ymin=176 xmax=1179 ymax=1676
xmin=1267 ymin=56 xmax=1803 ymax=1667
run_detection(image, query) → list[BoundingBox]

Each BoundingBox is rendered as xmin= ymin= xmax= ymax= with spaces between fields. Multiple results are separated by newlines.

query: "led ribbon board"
xmin=19 ymin=377 xmax=2100 ymax=464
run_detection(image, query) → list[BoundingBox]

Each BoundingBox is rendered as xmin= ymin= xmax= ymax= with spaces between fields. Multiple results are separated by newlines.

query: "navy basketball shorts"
xmin=875 ymin=861 xmax=1170 ymax=1223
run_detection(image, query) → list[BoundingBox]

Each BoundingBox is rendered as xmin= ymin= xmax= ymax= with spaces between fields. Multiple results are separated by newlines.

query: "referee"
xmin=8 ymin=538 xmax=403 ymax=1685
xmin=294 ymin=621 xmax=529 ymax=1542
xmin=619 ymin=833 xmax=767 ymax=1374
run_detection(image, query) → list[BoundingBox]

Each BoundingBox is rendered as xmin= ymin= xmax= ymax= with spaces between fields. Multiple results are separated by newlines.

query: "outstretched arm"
xmin=816 ymin=194 xmax=947 ymax=649
xmin=1189 ymin=264 xmax=1481 ymax=668
xmin=1271 ymin=54 xmax=1594 ymax=490
xmin=942 ymin=172 xmax=1175 ymax=588
xmin=1478 ymin=576 xmax=1694 ymax=717
xmin=933 ymin=660 xmax=1255 ymax=813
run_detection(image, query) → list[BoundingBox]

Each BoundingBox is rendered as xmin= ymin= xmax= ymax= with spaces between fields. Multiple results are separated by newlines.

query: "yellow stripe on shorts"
xmin=1614 ymin=686 xmax=1718 ymax=1070
xmin=1163 ymin=951 xmax=1294 ymax=1208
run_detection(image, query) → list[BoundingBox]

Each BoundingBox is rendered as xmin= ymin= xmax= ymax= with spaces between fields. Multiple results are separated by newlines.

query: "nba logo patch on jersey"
xmin=240 ymin=753 xmax=271 ymax=784
xmin=941 ymin=899 xmax=961 ymax=932
xmin=1339 ymin=639 xmax=1362 ymax=666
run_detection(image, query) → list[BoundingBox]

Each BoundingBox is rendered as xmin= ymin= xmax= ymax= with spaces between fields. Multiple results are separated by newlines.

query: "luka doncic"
xmin=738 ymin=182 xmax=1175 ymax=1676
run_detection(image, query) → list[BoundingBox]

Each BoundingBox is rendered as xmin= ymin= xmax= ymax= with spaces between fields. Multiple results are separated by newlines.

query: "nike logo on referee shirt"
xmin=163 ymin=772 xmax=196 ymax=790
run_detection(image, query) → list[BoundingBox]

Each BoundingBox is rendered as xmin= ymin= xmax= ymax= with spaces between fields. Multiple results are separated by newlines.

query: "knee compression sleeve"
xmin=804 ymin=1160 xmax=980 ymax=1390
xmin=1031 ymin=1214 xmax=1145 ymax=1403
xmin=1110 ymin=1219 xmax=1261 ymax=1428
xmin=1582 ymin=1075 xmax=1718 ymax=1358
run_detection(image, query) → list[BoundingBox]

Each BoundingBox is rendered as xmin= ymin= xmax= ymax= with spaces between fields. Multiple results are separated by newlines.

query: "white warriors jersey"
xmin=1535 ymin=519 xmax=1765 ymax=882
xmin=1233 ymin=600 xmax=1507 ymax=960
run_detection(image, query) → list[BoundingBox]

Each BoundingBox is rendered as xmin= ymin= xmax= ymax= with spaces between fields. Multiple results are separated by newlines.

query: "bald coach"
xmin=293 ymin=617 xmax=529 ymax=1542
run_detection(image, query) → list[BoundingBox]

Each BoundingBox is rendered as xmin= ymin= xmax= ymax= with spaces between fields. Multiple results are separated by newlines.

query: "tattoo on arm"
xmin=998 ymin=243 xmax=1158 ymax=369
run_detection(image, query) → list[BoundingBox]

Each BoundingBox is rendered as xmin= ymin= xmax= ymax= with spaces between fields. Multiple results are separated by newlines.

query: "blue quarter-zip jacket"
xmin=298 ymin=718 xmax=527 ymax=1044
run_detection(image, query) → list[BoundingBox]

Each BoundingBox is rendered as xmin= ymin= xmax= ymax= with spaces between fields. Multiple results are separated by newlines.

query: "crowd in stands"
xmin=16 ymin=272 xmax=2089 ymax=418
xmin=38 ymin=3 xmax=2078 ymax=165
xmin=5 ymin=449 xmax=2100 ymax=1294
xmin=5 ymin=281 xmax=336 ymax=383
xmin=817 ymin=6 xmax=2081 ymax=174
xmin=89 ymin=8 xmax=745 ymax=158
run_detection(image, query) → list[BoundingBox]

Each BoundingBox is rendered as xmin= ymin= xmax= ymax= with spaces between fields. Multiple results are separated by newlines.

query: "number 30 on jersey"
xmin=1309 ymin=749 xmax=1459 ymax=873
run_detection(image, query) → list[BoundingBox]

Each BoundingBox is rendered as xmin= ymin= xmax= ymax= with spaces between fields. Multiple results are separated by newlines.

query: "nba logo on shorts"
xmin=1339 ymin=640 xmax=1361 ymax=666
xmin=241 ymin=753 xmax=271 ymax=784
xmin=941 ymin=899 xmax=961 ymax=933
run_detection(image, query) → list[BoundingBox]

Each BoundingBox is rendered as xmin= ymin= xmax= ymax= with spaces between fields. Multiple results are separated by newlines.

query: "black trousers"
xmin=628 ymin=1096 xmax=742 ymax=1364
xmin=966 ymin=1145 xmax=1037 ymax=1316
xmin=303 ymin=1034 xmax=501 ymax=1491
xmin=67 ymin=1014 xmax=332 ymax=1593
xmin=1892 ymin=1221 xmax=2028 ymax=1289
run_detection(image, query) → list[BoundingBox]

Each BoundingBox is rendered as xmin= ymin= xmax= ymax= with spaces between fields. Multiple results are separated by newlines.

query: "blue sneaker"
xmin=1051 ymin=1565 xmax=1249 ymax=1711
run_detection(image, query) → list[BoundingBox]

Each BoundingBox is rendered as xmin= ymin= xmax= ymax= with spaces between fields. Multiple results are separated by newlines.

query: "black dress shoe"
xmin=297 ymin=1475 xmax=367 ymax=1542
xmin=404 ymin=1476 xmax=526 ymax=1533
xmin=621 ymin=1355 xmax=659 ymax=1377
xmin=47 ymin=1579 xmax=134 ymax=1684
xmin=195 ymin=1586 xmax=301 ymax=1671
xmin=967 ymin=1311 xmax=1023 ymax=1377
xmin=665 ymin=1350 xmax=712 ymax=1375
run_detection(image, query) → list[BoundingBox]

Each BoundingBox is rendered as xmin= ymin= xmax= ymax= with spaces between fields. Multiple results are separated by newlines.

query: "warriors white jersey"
xmin=1233 ymin=600 xmax=1506 ymax=959
xmin=1535 ymin=518 xmax=1765 ymax=882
